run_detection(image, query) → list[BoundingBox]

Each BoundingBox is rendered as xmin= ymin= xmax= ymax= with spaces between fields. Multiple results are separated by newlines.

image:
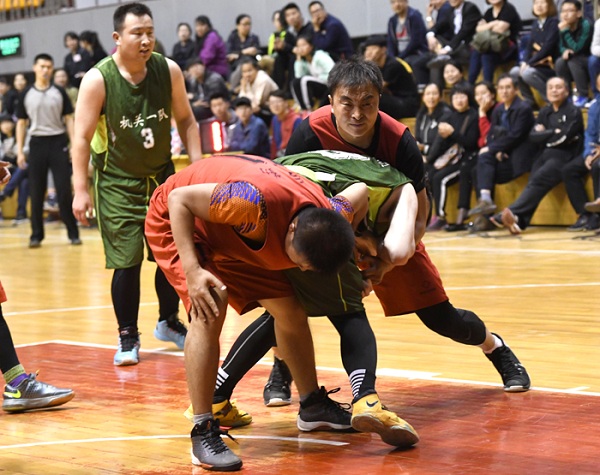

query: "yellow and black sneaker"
xmin=351 ymin=394 xmax=419 ymax=448
xmin=2 ymin=372 xmax=75 ymax=413
xmin=184 ymin=399 xmax=252 ymax=428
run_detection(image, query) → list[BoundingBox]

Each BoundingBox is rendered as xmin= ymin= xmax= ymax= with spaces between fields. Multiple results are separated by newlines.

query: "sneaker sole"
xmin=264 ymin=397 xmax=292 ymax=407
xmin=296 ymin=415 xmax=352 ymax=432
xmin=153 ymin=329 xmax=185 ymax=349
xmin=2 ymin=391 xmax=75 ymax=412
xmin=351 ymin=413 xmax=419 ymax=448
xmin=504 ymin=385 xmax=530 ymax=393
xmin=191 ymin=448 xmax=243 ymax=471
xmin=113 ymin=357 xmax=139 ymax=366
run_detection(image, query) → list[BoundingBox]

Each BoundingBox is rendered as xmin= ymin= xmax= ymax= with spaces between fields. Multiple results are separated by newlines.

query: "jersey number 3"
xmin=141 ymin=128 xmax=155 ymax=149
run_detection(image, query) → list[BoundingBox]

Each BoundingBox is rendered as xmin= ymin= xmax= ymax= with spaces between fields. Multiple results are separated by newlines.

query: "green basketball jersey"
xmin=91 ymin=53 xmax=172 ymax=178
xmin=276 ymin=150 xmax=412 ymax=232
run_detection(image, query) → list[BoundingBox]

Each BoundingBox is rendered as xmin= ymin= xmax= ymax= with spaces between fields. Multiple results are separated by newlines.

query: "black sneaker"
xmin=485 ymin=333 xmax=531 ymax=392
xmin=190 ymin=419 xmax=242 ymax=471
xmin=584 ymin=213 xmax=600 ymax=231
xmin=2 ymin=372 xmax=75 ymax=412
xmin=297 ymin=387 xmax=352 ymax=431
xmin=263 ymin=357 xmax=292 ymax=407
xmin=567 ymin=213 xmax=589 ymax=231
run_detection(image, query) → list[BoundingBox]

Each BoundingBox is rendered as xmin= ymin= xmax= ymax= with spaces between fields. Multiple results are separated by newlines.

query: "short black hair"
xmin=496 ymin=73 xmax=517 ymax=87
xmin=113 ymin=2 xmax=152 ymax=33
xmin=269 ymin=89 xmax=287 ymax=100
xmin=64 ymin=31 xmax=79 ymax=44
xmin=282 ymin=2 xmax=301 ymax=14
xmin=238 ymin=55 xmax=259 ymax=69
xmin=293 ymin=207 xmax=354 ymax=274
xmin=561 ymin=0 xmax=582 ymax=10
xmin=236 ymin=14 xmax=250 ymax=25
xmin=195 ymin=15 xmax=212 ymax=28
xmin=209 ymin=92 xmax=230 ymax=103
xmin=328 ymin=58 xmax=383 ymax=96
xmin=233 ymin=96 xmax=252 ymax=108
xmin=34 ymin=53 xmax=53 ymax=64
xmin=474 ymin=80 xmax=496 ymax=97
xmin=186 ymin=58 xmax=204 ymax=70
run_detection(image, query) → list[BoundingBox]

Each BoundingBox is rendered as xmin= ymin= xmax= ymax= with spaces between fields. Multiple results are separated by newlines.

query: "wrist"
xmin=426 ymin=16 xmax=433 ymax=22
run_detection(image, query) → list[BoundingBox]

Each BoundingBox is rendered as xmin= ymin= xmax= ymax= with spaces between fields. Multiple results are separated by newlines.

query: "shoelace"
xmin=167 ymin=317 xmax=188 ymax=335
xmin=498 ymin=347 xmax=523 ymax=379
xmin=203 ymin=421 xmax=238 ymax=454
xmin=323 ymin=387 xmax=352 ymax=414
xmin=119 ymin=333 xmax=139 ymax=352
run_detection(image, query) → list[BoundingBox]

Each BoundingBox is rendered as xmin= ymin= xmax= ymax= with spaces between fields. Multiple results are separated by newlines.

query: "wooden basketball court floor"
xmin=1 ymin=220 xmax=599 ymax=474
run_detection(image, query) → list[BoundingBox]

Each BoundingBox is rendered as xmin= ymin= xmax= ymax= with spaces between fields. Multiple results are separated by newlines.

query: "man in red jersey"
xmin=145 ymin=154 xmax=358 ymax=471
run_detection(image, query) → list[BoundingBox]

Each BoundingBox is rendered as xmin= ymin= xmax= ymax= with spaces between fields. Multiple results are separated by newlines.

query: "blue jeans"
xmin=588 ymin=55 xmax=600 ymax=94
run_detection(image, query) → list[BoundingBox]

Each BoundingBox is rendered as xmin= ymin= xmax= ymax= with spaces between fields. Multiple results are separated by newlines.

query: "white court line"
xmin=0 ymin=434 xmax=348 ymax=451
xmin=6 ymin=280 xmax=600 ymax=317
xmin=426 ymin=245 xmax=600 ymax=256
xmin=17 ymin=340 xmax=600 ymax=398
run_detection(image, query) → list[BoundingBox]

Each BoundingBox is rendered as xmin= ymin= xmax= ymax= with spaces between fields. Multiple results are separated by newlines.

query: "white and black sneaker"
xmin=263 ymin=356 xmax=292 ymax=407
xmin=486 ymin=333 xmax=531 ymax=392
xmin=297 ymin=387 xmax=352 ymax=431
xmin=191 ymin=419 xmax=242 ymax=471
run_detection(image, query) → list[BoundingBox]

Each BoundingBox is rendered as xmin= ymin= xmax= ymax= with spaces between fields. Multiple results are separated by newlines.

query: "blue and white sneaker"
xmin=114 ymin=328 xmax=140 ymax=366
xmin=154 ymin=316 xmax=187 ymax=350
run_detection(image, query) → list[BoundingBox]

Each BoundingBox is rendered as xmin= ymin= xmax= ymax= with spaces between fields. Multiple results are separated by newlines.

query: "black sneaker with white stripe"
xmin=263 ymin=357 xmax=292 ymax=407
xmin=486 ymin=333 xmax=531 ymax=392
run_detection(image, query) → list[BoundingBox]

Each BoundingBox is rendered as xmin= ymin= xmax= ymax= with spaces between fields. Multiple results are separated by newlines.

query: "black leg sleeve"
xmin=0 ymin=306 xmax=20 ymax=374
xmin=416 ymin=300 xmax=487 ymax=346
xmin=155 ymin=266 xmax=180 ymax=321
xmin=111 ymin=265 xmax=142 ymax=331
xmin=328 ymin=310 xmax=378 ymax=402
xmin=214 ymin=311 xmax=277 ymax=402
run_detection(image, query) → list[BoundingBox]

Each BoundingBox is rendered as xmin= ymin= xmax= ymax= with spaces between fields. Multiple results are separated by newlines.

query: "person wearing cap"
xmin=363 ymin=35 xmax=420 ymax=119
xmin=229 ymin=97 xmax=270 ymax=158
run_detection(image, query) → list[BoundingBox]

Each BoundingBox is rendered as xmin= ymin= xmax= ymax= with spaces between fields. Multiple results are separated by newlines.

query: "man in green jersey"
xmin=71 ymin=3 xmax=202 ymax=365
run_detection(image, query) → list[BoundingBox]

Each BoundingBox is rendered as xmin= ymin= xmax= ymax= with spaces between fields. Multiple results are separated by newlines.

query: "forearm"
xmin=71 ymin=137 xmax=92 ymax=193
xmin=177 ymin=117 xmax=203 ymax=162
xmin=382 ymin=184 xmax=417 ymax=266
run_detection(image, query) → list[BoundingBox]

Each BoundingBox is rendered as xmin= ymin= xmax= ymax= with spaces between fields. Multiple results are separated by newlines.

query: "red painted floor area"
xmin=1 ymin=343 xmax=598 ymax=474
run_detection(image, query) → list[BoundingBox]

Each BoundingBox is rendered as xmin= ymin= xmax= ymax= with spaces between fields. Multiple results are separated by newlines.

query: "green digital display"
xmin=0 ymin=34 xmax=23 ymax=59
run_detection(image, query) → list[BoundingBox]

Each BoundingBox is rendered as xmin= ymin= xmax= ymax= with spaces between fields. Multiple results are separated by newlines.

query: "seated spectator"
xmin=268 ymin=90 xmax=302 ymax=158
xmin=469 ymin=74 xmax=537 ymax=217
xmin=307 ymin=1 xmax=354 ymax=60
xmin=414 ymin=83 xmax=452 ymax=163
xmin=489 ymin=77 xmax=584 ymax=233
xmin=193 ymin=15 xmax=229 ymax=79
xmin=362 ymin=34 xmax=419 ymax=119
xmin=170 ymin=22 xmax=195 ymax=71
xmin=386 ymin=0 xmax=429 ymax=85
xmin=468 ymin=0 xmax=522 ymax=84
xmin=588 ymin=15 xmax=600 ymax=97
xmin=63 ymin=31 xmax=92 ymax=88
xmin=443 ymin=60 xmax=471 ymax=91
xmin=227 ymin=14 xmax=262 ymax=92
xmin=425 ymin=0 xmax=453 ymax=32
xmin=53 ymin=68 xmax=78 ymax=107
xmin=510 ymin=0 xmax=559 ymax=106
xmin=290 ymin=35 xmax=334 ymax=112
xmin=446 ymin=80 xmax=499 ymax=231
xmin=200 ymin=93 xmax=240 ymax=151
xmin=229 ymin=97 xmax=270 ymax=157
xmin=79 ymin=30 xmax=108 ymax=66
xmin=426 ymin=0 xmax=482 ymax=89
xmin=562 ymin=72 xmax=600 ymax=230
xmin=555 ymin=0 xmax=593 ymax=107
xmin=238 ymin=56 xmax=279 ymax=125
xmin=0 ymin=78 xmax=9 ymax=114
xmin=0 ymin=114 xmax=28 ymax=223
xmin=266 ymin=10 xmax=293 ymax=92
xmin=185 ymin=58 xmax=229 ymax=122
xmin=2 ymin=73 xmax=27 ymax=118
xmin=426 ymin=83 xmax=479 ymax=231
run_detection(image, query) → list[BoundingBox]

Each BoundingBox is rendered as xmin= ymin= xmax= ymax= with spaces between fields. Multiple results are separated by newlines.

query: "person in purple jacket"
xmin=386 ymin=0 xmax=429 ymax=85
xmin=193 ymin=15 xmax=229 ymax=80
